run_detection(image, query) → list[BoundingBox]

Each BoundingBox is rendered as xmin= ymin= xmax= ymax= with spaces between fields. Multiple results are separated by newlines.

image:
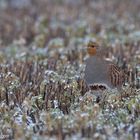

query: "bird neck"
xmin=93 ymin=51 xmax=104 ymax=59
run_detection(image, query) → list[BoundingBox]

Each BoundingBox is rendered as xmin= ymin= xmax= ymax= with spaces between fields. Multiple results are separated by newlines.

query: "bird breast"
xmin=84 ymin=56 xmax=114 ymax=88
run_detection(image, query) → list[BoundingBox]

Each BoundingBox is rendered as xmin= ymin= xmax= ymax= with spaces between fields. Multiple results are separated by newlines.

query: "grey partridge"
xmin=84 ymin=41 xmax=125 ymax=91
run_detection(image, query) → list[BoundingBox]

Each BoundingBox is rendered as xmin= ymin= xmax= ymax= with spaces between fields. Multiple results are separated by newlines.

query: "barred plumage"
xmin=108 ymin=64 xmax=124 ymax=87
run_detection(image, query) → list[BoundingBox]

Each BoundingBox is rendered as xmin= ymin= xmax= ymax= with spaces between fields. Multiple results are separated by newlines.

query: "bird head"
xmin=87 ymin=41 xmax=100 ymax=56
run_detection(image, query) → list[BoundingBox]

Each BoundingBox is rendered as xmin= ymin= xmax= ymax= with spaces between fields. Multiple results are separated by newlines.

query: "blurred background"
xmin=0 ymin=0 xmax=140 ymax=45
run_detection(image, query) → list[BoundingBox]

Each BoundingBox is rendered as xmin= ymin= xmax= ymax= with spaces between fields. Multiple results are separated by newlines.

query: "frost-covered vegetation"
xmin=0 ymin=0 xmax=140 ymax=139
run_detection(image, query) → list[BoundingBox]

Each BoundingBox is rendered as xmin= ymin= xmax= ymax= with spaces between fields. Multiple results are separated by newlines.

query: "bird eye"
xmin=88 ymin=41 xmax=99 ymax=49
xmin=91 ymin=44 xmax=95 ymax=48
xmin=88 ymin=42 xmax=95 ymax=48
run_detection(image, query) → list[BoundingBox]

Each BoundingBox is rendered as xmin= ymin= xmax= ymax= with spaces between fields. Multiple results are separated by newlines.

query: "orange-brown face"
xmin=87 ymin=41 xmax=99 ymax=56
